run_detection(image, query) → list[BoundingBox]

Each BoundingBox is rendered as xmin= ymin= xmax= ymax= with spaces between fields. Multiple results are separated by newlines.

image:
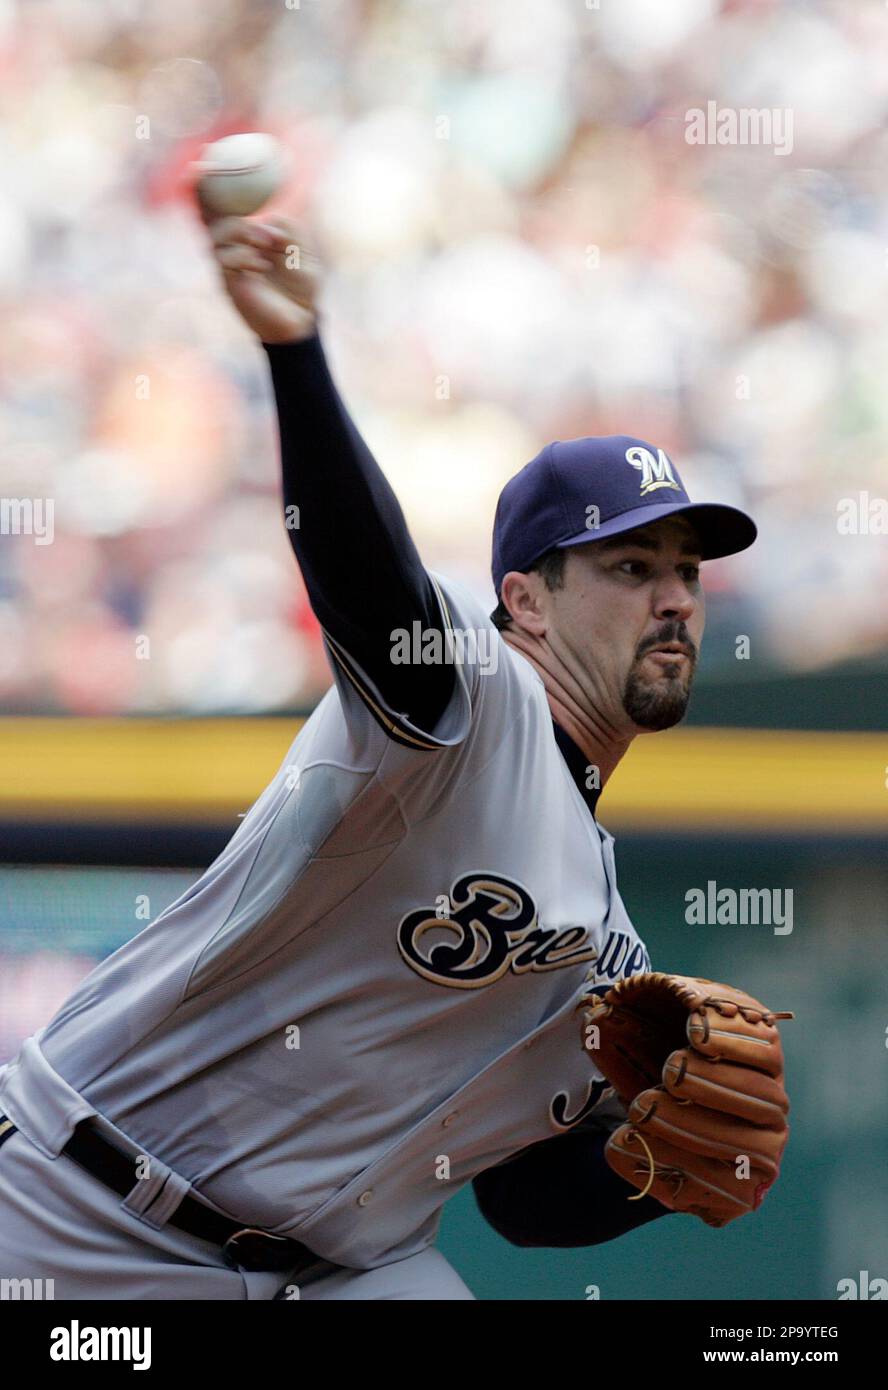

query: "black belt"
xmin=0 ymin=1114 xmax=322 ymax=1275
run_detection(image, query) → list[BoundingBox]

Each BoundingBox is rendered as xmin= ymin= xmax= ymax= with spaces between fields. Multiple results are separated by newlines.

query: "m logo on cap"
xmin=625 ymin=446 xmax=682 ymax=497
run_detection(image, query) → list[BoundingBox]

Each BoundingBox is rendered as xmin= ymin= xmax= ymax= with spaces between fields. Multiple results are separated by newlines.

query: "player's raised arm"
xmin=196 ymin=202 xmax=457 ymax=739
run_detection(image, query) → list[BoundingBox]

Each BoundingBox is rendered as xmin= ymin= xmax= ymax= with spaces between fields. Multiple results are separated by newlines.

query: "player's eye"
xmin=616 ymin=559 xmax=650 ymax=578
xmin=680 ymin=564 xmax=701 ymax=583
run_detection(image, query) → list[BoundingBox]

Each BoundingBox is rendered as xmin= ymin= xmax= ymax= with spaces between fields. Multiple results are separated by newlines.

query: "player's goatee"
xmin=622 ymin=665 xmax=694 ymax=730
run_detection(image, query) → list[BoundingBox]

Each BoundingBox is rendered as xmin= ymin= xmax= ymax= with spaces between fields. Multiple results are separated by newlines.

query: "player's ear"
xmin=500 ymin=572 xmax=548 ymax=637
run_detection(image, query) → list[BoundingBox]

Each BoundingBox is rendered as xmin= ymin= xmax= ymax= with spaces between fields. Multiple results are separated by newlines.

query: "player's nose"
xmin=652 ymin=575 xmax=697 ymax=623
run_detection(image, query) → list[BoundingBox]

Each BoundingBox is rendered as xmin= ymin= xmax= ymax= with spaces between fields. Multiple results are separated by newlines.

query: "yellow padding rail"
xmin=0 ymin=719 xmax=883 ymax=833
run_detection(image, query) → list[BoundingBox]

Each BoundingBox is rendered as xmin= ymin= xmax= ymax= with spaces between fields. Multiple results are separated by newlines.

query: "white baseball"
xmin=194 ymin=133 xmax=284 ymax=217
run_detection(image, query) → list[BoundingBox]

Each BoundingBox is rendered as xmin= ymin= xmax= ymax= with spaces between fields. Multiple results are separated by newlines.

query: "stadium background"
xmin=1 ymin=0 xmax=885 ymax=1299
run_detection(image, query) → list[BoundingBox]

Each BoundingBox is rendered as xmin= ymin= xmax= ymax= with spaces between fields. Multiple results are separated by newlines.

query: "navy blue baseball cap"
xmin=491 ymin=435 xmax=756 ymax=596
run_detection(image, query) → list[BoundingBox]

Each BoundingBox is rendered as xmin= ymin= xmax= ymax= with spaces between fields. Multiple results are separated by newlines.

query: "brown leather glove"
xmin=579 ymin=972 xmax=793 ymax=1228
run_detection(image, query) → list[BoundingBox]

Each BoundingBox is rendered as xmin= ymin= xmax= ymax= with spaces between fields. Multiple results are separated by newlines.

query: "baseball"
xmin=193 ymin=132 xmax=284 ymax=217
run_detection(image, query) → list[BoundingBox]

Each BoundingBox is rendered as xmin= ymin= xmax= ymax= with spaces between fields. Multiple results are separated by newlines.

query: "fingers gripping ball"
xmin=579 ymin=972 xmax=793 ymax=1228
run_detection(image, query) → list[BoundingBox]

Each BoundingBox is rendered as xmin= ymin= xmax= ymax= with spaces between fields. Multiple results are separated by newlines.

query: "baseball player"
xmin=0 ymin=210 xmax=790 ymax=1300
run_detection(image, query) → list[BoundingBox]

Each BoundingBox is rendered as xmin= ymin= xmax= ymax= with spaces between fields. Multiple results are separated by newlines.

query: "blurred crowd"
xmin=1 ymin=0 xmax=887 ymax=714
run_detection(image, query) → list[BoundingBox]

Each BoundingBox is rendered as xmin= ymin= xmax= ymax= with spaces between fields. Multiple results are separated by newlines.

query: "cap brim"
xmin=556 ymin=500 xmax=757 ymax=561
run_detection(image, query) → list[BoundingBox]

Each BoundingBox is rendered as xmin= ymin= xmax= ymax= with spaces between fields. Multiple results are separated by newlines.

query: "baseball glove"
xmin=579 ymin=972 xmax=793 ymax=1228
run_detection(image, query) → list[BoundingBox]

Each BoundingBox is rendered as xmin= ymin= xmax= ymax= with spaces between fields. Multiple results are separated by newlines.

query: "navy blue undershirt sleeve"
xmin=262 ymin=331 xmax=456 ymax=735
xmin=472 ymin=1125 xmax=672 ymax=1247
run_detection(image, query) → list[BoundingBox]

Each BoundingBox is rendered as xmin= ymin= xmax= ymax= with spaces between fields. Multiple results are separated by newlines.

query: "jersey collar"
xmin=551 ymin=719 xmax=603 ymax=819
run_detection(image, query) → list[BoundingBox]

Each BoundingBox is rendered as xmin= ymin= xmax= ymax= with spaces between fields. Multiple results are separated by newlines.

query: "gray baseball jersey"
xmin=1 ymin=571 xmax=650 ymax=1271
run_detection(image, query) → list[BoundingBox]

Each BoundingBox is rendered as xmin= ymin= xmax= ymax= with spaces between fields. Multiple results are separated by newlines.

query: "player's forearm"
xmin=472 ymin=1126 xmax=672 ymax=1248
xmin=263 ymin=332 xmax=455 ymax=729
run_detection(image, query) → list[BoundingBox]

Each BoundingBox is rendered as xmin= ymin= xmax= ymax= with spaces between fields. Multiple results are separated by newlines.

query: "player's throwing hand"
xmin=195 ymin=196 xmax=323 ymax=344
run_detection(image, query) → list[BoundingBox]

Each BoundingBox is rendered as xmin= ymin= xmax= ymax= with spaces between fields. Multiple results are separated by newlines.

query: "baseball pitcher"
xmin=0 ymin=208 xmax=791 ymax=1301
